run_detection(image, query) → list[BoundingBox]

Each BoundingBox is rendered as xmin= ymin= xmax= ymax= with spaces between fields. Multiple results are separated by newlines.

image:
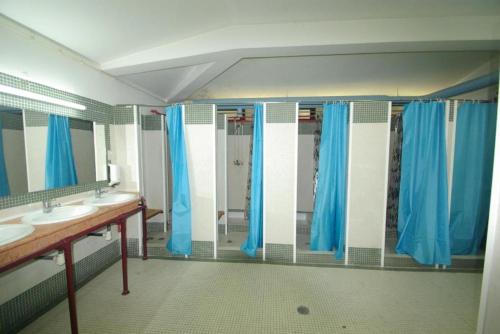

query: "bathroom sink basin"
xmin=0 ymin=224 xmax=35 ymax=246
xmin=83 ymin=193 xmax=137 ymax=207
xmin=21 ymin=205 xmax=98 ymax=225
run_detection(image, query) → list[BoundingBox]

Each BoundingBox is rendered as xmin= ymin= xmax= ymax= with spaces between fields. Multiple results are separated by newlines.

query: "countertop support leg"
xmin=120 ymin=218 xmax=130 ymax=295
xmin=141 ymin=201 xmax=148 ymax=260
xmin=63 ymin=242 xmax=78 ymax=334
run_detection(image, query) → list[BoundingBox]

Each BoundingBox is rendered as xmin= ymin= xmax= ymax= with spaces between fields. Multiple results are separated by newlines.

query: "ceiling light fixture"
xmin=0 ymin=84 xmax=87 ymax=110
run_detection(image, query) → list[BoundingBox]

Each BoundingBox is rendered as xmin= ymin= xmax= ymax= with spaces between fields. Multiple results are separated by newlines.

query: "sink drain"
xmin=297 ymin=306 xmax=309 ymax=315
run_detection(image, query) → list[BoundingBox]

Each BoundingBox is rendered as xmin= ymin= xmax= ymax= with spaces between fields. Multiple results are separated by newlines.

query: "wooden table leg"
xmin=63 ymin=242 xmax=78 ymax=334
xmin=141 ymin=204 xmax=148 ymax=260
xmin=120 ymin=218 xmax=130 ymax=295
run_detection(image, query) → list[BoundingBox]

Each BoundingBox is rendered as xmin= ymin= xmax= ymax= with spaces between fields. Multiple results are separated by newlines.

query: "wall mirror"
xmin=22 ymin=111 xmax=107 ymax=192
xmin=0 ymin=106 xmax=28 ymax=197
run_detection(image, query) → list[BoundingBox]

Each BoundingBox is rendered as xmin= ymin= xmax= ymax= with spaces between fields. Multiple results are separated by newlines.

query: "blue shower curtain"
xmin=166 ymin=105 xmax=192 ymax=255
xmin=450 ymin=102 xmax=497 ymax=255
xmin=310 ymin=103 xmax=348 ymax=260
xmin=397 ymin=101 xmax=450 ymax=265
xmin=0 ymin=117 xmax=10 ymax=196
xmin=241 ymin=103 xmax=264 ymax=257
xmin=45 ymin=115 xmax=78 ymax=190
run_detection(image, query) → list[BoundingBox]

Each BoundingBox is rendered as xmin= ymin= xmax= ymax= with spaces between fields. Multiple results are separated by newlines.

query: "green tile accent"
xmin=0 ymin=72 xmax=112 ymax=124
xmin=266 ymin=103 xmax=297 ymax=123
xmin=0 ymin=240 xmax=120 ymax=334
xmin=147 ymin=222 xmax=165 ymax=233
xmin=296 ymin=251 xmax=345 ymax=266
xmin=112 ymin=105 xmax=134 ymax=125
xmin=24 ymin=110 xmax=48 ymax=126
xmin=192 ymin=241 xmax=214 ymax=258
xmin=0 ymin=181 xmax=108 ymax=210
xmin=0 ymin=111 xmax=23 ymax=130
xmin=348 ymin=247 xmax=381 ymax=266
xmin=141 ymin=115 xmax=162 ymax=130
xmin=265 ymin=243 xmax=293 ymax=263
xmin=129 ymin=238 xmax=214 ymax=259
xmin=185 ymin=104 xmax=213 ymax=125
xmin=218 ymin=224 xmax=248 ymax=234
xmin=449 ymin=100 xmax=456 ymax=122
xmin=0 ymin=72 xmax=113 ymax=210
xmin=69 ymin=118 xmax=93 ymax=131
xmin=217 ymin=114 xmax=226 ymax=130
xmin=352 ymin=101 xmax=389 ymax=123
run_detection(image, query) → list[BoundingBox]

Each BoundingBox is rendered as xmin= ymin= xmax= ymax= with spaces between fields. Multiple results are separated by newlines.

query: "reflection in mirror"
xmin=24 ymin=112 xmax=97 ymax=191
xmin=94 ymin=123 xmax=108 ymax=182
xmin=0 ymin=107 xmax=28 ymax=197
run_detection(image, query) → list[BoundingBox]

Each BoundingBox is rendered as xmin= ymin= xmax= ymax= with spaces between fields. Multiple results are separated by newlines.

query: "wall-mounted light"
xmin=0 ymin=84 xmax=87 ymax=111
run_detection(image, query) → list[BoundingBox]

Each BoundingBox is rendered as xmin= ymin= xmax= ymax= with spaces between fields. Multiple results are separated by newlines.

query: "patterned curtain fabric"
xmin=312 ymin=115 xmax=322 ymax=202
xmin=386 ymin=113 xmax=403 ymax=230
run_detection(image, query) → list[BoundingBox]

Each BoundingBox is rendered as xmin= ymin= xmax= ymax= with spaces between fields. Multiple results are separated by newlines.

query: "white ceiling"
xmin=191 ymin=52 xmax=499 ymax=99
xmin=1 ymin=1 xmax=500 ymax=102
xmin=2 ymin=0 xmax=500 ymax=63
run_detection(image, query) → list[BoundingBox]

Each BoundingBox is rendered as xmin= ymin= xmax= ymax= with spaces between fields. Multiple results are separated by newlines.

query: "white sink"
xmin=21 ymin=205 xmax=98 ymax=225
xmin=0 ymin=224 xmax=35 ymax=246
xmin=83 ymin=193 xmax=137 ymax=207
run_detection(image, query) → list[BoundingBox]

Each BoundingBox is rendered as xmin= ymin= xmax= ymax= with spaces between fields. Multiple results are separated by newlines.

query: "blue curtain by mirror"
xmin=397 ymin=101 xmax=451 ymax=265
xmin=0 ymin=117 xmax=10 ymax=196
xmin=241 ymin=103 xmax=264 ymax=257
xmin=450 ymin=102 xmax=497 ymax=255
xmin=45 ymin=114 xmax=78 ymax=190
xmin=310 ymin=103 xmax=348 ymax=260
xmin=166 ymin=105 xmax=192 ymax=255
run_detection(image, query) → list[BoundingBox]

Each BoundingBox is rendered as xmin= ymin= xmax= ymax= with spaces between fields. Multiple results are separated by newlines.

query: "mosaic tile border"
xmin=266 ymin=103 xmax=297 ymax=123
xmin=0 ymin=111 xmax=23 ymax=130
xmin=185 ymin=104 xmax=214 ymax=125
xmin=0 ymin=181 xmax=108 ymax=210
xmin=217 ymin=114 xmax=226 ymax=130
xmin=348 ymin=247 xmax=382 ymax=266
xmin=113 ymin=105 xmax=135 ymax=125
xmin=142 ymin=115 xmax=162 ymax=131
xmin=0 ymin=72 xmax=114 ymax=210
xmin=296 ymin=251 xmax=345 ymax=266
xmin=24 ymin=111 xmax=93 ymax=131
xmin=0 ymin=240 xmax=120 ymax=334
xmin=352 ymin=101 xmax=389 ymax=123
xmin=128 ymin=238 xmax=215 ymax=259
xmin=449 ymin=100 xmax=456 ymax=122
xmin=265 ymin=243 xmax=293 ymax=263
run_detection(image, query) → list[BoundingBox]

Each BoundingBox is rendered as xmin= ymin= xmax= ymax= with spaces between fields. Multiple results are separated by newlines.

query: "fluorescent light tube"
xmin=0 ymin=84 xmax=86 ymax=111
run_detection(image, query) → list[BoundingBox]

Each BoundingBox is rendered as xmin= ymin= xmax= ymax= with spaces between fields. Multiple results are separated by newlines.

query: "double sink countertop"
xmin=0 ymin=193 xmax=141 ymax=270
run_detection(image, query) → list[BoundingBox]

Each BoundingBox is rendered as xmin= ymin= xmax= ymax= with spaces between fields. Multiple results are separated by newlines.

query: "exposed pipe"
xmin=424 ymin=71 xmax=499 ymax=99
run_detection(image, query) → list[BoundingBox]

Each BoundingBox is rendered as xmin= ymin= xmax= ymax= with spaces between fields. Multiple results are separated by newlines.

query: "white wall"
xmin=184 ymin=105 xmax=216 ymax=243
xmin=24 ymin=125 xmax=46 ymax=192
xmin=0 ymin=16 xmax=163 ymax=106
xmin=94 ymin=123 xmax=107 ymax=181
xmin=227 ymin=133 xmax=251 ymax=210
xmin=477 ymin=79 xmax=500 ymax=334
xmin=347 ymin=103 xmax=390 ymax=254
xmin=142 ymin=129 xmax=166 ymax=223
xmin=216 ymin=122 xmax=227 ymax=220
xmin=297 ymin=134 xmax=314 ymax=212
xmin=2 ymin=128 xmax=28 ymax=195
xmin=264 ymin=103 xmax=298 ymax=247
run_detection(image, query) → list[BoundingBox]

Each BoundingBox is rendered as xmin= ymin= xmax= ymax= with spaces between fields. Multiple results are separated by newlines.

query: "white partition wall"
xmin=216 ymin=114 xmax=228 ymax=234
xmin=141 ymin=113 xmax=167 ymax=229
xmin=446 ymin=101 xmax=457 ymax=213
xmin=345 ymin=101 xmax=391 ymax=266
xmin=263 ymin=102 xmax=298 ymax=263
xmin=184 ymin=104 xmax=217 ymax=258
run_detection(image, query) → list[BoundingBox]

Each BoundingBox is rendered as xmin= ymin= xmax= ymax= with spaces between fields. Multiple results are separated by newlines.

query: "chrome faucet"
xmin=42 ymin=199 xmax=60 ymax=213
xmin=95 ymin=186 xmax=107 ymax=198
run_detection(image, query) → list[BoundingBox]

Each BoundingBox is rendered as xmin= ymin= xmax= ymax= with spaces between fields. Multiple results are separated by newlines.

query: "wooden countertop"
xmin=0 ymin=196 xmax=141 ymax=270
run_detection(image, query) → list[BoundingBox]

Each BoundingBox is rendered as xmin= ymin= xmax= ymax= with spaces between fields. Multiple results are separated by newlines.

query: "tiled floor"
xmin=21 ymin=259 xmax=480 ymax=334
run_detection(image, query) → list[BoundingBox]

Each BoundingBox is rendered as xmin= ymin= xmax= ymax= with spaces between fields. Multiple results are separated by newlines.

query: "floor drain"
xmin=305 ymin=242 xmax=310 ymax=246
xmin=227 ymin=240 xmax=232 ymax=243
xmin=146 ymin=237 xmax=154 ymax=241
xmin=158 ymin=237 xmax=165 ymax=241
xmin=297 ymin=306 xmax=309 ymax=315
